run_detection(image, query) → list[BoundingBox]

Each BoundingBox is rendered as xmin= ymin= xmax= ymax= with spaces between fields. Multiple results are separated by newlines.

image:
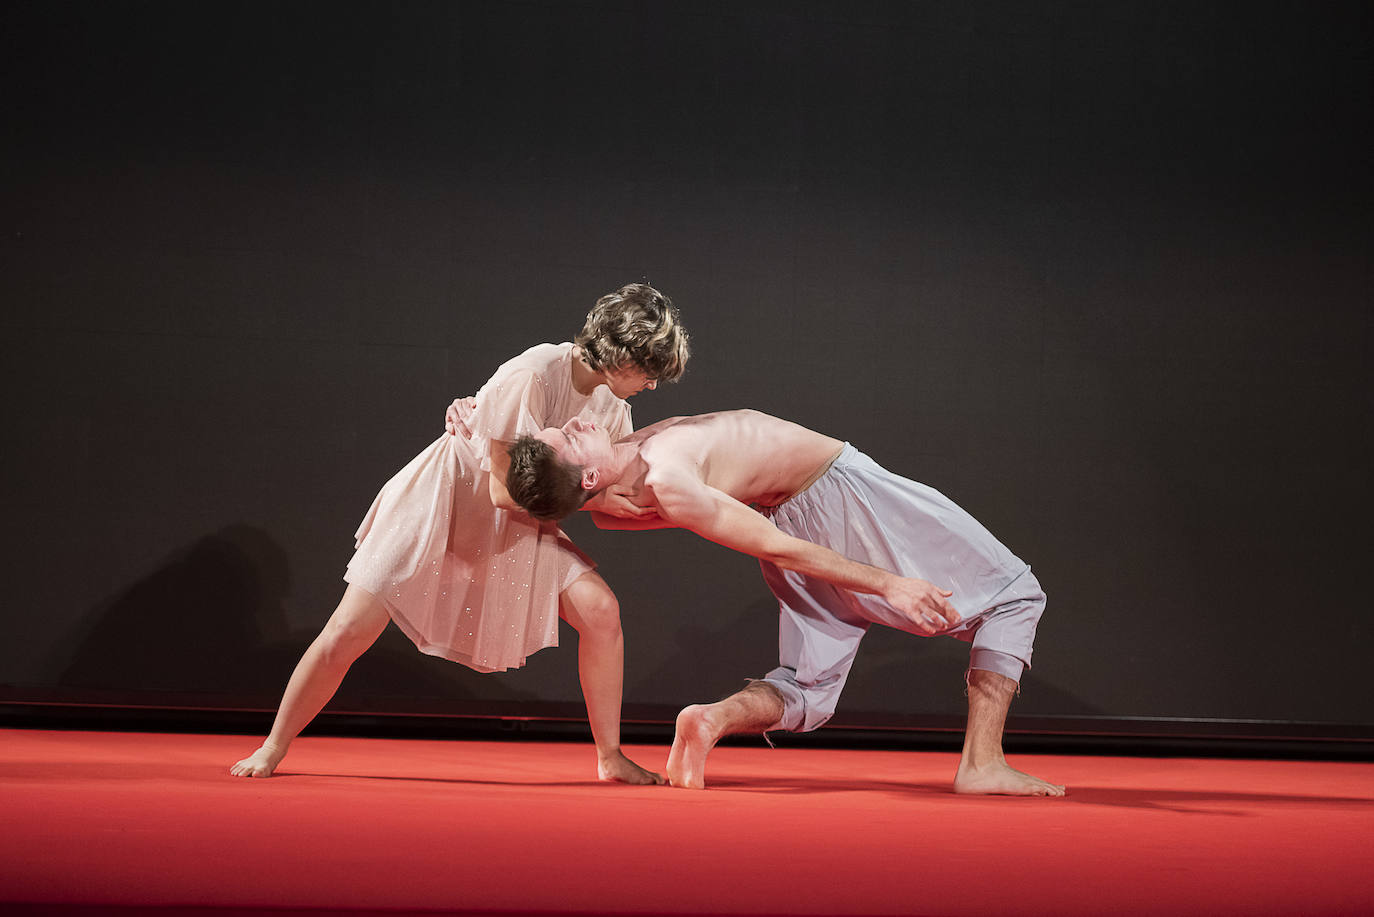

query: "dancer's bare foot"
xmin=953 ymin=760 xmax=1065 ymax=796
xmin=598 ymin=749 xmax=664 ymax=785
xmin=230 ymin=742 xmax=286 ymax=778
xmin=666 ymin=704 xmax=716 ymax=789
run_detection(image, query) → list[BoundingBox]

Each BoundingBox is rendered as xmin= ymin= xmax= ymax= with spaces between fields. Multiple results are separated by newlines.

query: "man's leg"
xmin=666 ymin=561 xmax=864 ymax=790
xmin=559 ymin=571 xmax=663 ymax=785
xmin=953 ymin=667 xmax=1065 ymax=796
xmin=231 ymin=583 xmax=390 ymax=777
xmin=667 ymin=681 xmax=785 ymax=789
xmin=951 ymin=585 xmax=1063 ymax=795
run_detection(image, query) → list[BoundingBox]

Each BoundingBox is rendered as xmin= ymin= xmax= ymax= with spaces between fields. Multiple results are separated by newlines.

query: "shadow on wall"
xmin=629 ymin=585 xmax=1105 ymax=719
xmin=840 ymin=629 xmax=1108 ymax=719
xmin=52 ymin=525 xmax=522 ymax=705
xmin=57 ymin=525 xmax=294 ymax=694
xmin=632 ymin=594 xmax=783 ymax=705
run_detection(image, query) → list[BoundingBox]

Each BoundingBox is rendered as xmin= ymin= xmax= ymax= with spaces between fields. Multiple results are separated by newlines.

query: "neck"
xmin=569 ymin=346 xmax=603 ymax=396
xmin=600 ymin=441 xmax=643 ymax=487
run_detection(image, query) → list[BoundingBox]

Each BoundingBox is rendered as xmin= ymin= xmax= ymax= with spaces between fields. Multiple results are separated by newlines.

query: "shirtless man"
xmin=505 ymin=411 xmax=1064 ymax=796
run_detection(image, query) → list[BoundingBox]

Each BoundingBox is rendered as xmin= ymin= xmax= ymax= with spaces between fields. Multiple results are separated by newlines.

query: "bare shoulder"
xmin=628 ymin=414 xmax=691 ymax=441
xmin=641 ymin=441 xmax=698 ymax=491
xmin=638 ymin=418 xmax=695 ymax=463
xmin=639 ymin=432 xmax=707 ymax=513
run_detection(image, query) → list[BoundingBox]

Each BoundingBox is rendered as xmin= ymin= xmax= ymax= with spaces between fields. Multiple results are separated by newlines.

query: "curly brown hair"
xmin=575 ymin=283 xmax=689 ymax=382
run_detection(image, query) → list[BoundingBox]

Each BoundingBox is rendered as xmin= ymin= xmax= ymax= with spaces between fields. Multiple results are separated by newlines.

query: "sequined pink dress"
xmin=344 ymin=343 xmax=632 ymax=672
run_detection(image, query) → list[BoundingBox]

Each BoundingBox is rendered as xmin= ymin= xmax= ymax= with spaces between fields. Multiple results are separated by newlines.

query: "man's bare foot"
xmin=953 ymin=760 xmax=1065 ymax=796
xmin=230 ymin=742 xmax=286 ymax=778
xmin=597 ymin=750 xmax=664 ymax=785
xmin=666 ymin=704 xmax=717 ymax=789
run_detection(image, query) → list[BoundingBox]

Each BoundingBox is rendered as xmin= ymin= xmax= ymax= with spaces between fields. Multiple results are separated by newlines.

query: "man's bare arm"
xmin=649 ymin=471 xmax=960 ymax=633
xmin=590 ymin=511 xmax=676 ymax=531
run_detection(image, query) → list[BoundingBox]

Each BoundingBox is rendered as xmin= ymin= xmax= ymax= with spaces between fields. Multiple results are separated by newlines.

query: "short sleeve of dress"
xmin=469 ymin=367 xmax=547 ymax=470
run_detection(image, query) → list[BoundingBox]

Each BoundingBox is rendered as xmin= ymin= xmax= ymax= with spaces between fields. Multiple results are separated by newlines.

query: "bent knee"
xmin=570 ymin=593 xmax=622 ymax=638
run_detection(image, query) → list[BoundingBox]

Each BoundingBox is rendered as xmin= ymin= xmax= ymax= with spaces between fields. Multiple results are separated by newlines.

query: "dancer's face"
xmin=603 ymin=363 xmax=658 ymax=399
xmin=534 ymin=417 xmax=614 ymax=485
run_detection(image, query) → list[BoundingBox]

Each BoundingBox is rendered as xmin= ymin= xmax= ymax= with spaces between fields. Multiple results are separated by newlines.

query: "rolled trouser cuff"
xmin=968 ymin=647 xmax=1027 ymax=683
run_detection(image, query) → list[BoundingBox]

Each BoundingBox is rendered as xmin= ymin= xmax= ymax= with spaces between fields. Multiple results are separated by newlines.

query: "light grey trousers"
xmin=757 ymin=444 xmax=1046 ymax=732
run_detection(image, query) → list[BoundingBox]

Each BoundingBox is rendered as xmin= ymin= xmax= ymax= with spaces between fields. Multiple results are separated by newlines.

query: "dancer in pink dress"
xmin=231 ymin=284 xmax=688 ymax=784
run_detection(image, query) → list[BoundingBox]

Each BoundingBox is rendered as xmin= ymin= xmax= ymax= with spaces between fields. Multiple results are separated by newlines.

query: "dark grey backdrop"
xmin=3 ymin=1 xmax=1370 ymax=729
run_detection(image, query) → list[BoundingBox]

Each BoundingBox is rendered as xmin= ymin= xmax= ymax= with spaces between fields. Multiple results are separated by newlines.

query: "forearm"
xmin=660 ymin=482 xmax=956 ymax=632
xmin=657 ymin=480 xmax=897 ymax=595
xmin=581 ymin=490 xmax=613 ymax=513
xmin=591 ymin=511 xmax=676 ymax=531
xmin=761 ymin=534 xmax=895 ymax=596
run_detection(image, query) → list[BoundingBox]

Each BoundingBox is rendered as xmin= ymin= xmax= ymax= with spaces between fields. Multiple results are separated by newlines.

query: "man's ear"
xmin=581 ymin=468 xmax=600 ymax=491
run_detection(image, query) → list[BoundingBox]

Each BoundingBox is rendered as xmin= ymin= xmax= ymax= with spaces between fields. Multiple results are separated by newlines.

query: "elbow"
xmin=755 ymin=540 xmax=798 ymax=569
xmin=761 ymin=550 xmax=794 ymax=570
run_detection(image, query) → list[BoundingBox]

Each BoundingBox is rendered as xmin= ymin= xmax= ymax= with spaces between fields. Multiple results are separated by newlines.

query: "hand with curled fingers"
xmin=445 ymin=396 xmax=478 ymax=437
xmin=588 ymin=482 xmax=660 ymax=521
xmin=884 ymin=576 xmax=960 ymax=635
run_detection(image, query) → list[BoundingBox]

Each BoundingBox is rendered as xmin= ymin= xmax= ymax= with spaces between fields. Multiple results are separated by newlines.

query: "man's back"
xmin=631 ymin=409 xmax=843 ymax=508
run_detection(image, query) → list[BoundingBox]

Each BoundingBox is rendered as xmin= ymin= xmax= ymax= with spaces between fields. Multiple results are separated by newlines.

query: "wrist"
xmin=864 ymin=568 xmax=893 ymax=595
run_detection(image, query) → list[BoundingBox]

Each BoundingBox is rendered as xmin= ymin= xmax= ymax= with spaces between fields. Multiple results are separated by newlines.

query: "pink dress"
xmin=344 ymin=343 xmax=633 ymax=672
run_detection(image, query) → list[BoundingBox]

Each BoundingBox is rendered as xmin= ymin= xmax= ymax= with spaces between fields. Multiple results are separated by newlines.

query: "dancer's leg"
xmin=952 ymin=668 xmax=1065 ymax=796
xmin=230 ymin=584 xmax=390 ymax=777
xmin=559 ymin=572 xmax=662 ymax=785
xmin=667 ymin=681 xmax=784 ymax=789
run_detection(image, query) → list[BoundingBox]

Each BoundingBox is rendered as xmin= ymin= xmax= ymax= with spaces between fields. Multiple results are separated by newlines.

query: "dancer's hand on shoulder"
xmin=445 ymin=396 xmax=478 ymax=436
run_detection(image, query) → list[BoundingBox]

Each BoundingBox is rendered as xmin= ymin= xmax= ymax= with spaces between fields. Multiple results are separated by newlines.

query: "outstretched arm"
xmin=651 ymin=472 xmax=960 ymax=633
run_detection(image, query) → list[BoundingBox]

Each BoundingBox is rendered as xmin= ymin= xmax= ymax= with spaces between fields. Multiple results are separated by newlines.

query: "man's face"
xmin=603 ymin=364 xmax=658 ymax=399
xmin=534 ymin=417 xmax=614 ymax=484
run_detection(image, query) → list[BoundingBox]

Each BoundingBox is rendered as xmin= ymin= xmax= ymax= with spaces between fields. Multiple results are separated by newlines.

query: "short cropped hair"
xmin=506 ymin=435 xmax=591 ymax=521
xmin=575 ymin=283 xmax=690 ymax=382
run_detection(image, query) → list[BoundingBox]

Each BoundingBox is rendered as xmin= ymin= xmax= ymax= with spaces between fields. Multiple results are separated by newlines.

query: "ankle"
xmin=959 ymin=747 xmax=1007 ymax=770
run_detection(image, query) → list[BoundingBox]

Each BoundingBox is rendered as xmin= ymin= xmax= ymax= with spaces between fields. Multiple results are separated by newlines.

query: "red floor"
xmin=1 ymin=729 xmax=1371 ymax=916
